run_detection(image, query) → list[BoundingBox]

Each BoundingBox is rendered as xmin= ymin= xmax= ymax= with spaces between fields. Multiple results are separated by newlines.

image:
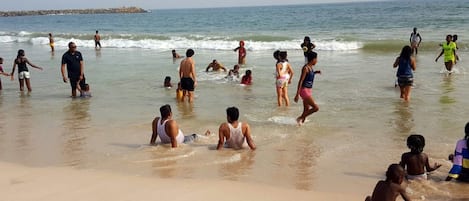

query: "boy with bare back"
xmin=365 ymin=164 xmax=411 ymax=201
xmin=179 ymin=49 xmax=197 ymax=103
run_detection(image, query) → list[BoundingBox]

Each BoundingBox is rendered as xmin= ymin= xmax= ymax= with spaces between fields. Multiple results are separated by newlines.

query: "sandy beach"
xmin=1 ymin=161 xmax=364 ymax=201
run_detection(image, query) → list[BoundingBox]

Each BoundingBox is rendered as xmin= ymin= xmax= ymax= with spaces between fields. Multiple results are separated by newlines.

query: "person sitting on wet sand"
xmin=151 ymin=104 xmax=207 ymax=148
xmin=365 ymin=164 xmax=411 ymax=201
xmin=446 ymin=122 xmax=469 ymax=182
xmin=217 ymin=106 xmax=256 ymax=150
xmin=399 ymin=134 xmax=441 ymax=180
xmin=205 ymin=59 xmax=226 ymax=72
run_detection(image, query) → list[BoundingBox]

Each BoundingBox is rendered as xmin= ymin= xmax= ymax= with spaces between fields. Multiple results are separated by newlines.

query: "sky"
xmin=2 ymin=0 xmax=384 ymax=11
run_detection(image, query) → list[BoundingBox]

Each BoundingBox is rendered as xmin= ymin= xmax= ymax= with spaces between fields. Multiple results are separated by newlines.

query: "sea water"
xmin=1 ymin=0 xmax=469 ymax=200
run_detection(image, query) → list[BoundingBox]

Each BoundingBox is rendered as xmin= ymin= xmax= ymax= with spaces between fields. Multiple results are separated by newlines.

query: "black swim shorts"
xmin=397 ymin=76 xmax=413 ymax=87
xmin=181 ymin=77 xmax=195 ymax=91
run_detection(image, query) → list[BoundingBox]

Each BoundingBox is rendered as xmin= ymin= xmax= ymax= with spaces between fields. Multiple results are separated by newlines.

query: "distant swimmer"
xmin=205 ymin=59 xmax=227 ymax=72
xmin=164 ymin=76 xmax=172 ymax=88
xmin=94 ymin=30 xmax=101 ymax=49
xmin=172 ymin=49 xmax=182 ymax=59
xmin=226 ymin=64 xmax=240 ymax=79
xmin=216 ymin=106 xmax=256 ymax=150
xmin=233 ymin=40 xmax=246 ymax=65
xmin=240 ymin=70 xmax=252 ymax=85
xmin=300 ymin=36 xmax=316 ymax=63
xmin=393 ymin=45 xmax=416 ymax=102
xmin=48 ymin=33 xmax=55 ymax=52
xmin=435 ymin=35 xmax=457 ymax=72
xmin=409 ymin=27 xmax=422 ymax=55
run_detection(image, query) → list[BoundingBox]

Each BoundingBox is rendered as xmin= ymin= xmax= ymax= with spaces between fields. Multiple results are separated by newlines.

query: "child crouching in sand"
xmin=400 ymin=134 xmax=441 ymax=180
xmin=365 ymin=164 xmax=411 ymax=201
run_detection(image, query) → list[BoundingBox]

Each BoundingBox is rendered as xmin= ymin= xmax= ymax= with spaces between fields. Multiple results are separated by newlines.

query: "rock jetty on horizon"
xmin=0 ymin=7 xmax=148 ymax=17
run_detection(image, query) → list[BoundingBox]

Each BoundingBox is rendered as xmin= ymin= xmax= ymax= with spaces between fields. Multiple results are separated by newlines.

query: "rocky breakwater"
xmin=0 ymin=7 xmax=148 ymax=17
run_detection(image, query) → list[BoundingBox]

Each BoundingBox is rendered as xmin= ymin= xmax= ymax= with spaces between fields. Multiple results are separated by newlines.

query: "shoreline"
xmin=0 ymin=161 xmax=363 ymax=201
xmin=0 ymin=7 xmax=148 ymax=17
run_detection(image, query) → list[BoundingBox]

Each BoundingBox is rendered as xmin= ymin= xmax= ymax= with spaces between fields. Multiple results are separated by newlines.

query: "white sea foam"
xmin=0 ymin=33 xmax=364 ymax=51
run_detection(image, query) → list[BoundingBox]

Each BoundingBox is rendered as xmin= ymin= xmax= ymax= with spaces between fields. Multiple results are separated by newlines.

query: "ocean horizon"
xmin=1 ymin=0 xmax=469 ymax=200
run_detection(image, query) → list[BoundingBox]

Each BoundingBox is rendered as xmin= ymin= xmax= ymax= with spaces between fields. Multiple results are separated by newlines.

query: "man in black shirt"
xmin=61 ymin=42 xmax=84 ymax=97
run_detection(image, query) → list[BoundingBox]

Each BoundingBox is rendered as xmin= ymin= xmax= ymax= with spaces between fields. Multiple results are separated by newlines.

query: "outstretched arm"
xmin=435 ymin=49 xmax=444 ymax=62
xmin=25 ymin=58 xmax=43 ymax=70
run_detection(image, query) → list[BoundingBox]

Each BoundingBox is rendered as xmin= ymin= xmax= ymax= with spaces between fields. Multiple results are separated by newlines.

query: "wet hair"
xmin=278 ymin=51 xmax=288 ymax=62
xmin=446 ymin=35 xmax=453 ymax=41
xmin=212 ymin=59 xmax=217 ymax=63
xmin=407 ymin=134 xmax=425 ymax=153
xmin=399 ymin=45 xmax=412 ymax=61
xmin=245 ymin=70 xmax=252 ymax=76
xmin=49 ymin=33 xmax=52 ymax=36
xmin=304 ymin=36 xmax=311 ymax=42
xmin=186 ymin=49 xmax=195 ymax=57
xmin=239 ymin=40 xmax=245 ymax=46
xmin=96 ymin=30 xmax=99 ymax=33
xmin=306 ymin=51 xmax=317 ymax=63
xmin=465 ymin=122 xmax=469 ymax=148
xmin=172 ymin=49 xmax=176 ymax=53
xmin=84 ymin=84 xmax=90 ymax=91
xmin=226 ymin=107 xmax=239 ymax=123
xmin=0 ymin=57 xmax=3 ymax=62
xmin=164 ymin=76 xmax=171 ymax=83
xmin=16 ymin=49 xmax=25 ymax=60
xmin=273 ymin=50 xmax=280 ymax=61
xmin=453 ymin=34 xmax=458 ymax=42
xmin=234 ymin=64 xmax=240 ymax=70
xmin=386 ymin=163 xmax=404 ymax=184
xmin=159 ymin=104 xmax=172 ymax=118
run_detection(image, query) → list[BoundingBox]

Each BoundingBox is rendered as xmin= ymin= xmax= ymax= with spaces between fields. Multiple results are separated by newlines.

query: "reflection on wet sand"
xmin=439 ymin=76 xmax=455 ymax=105
xmin=392 ymin=101 xmax=414 ymax=136
xmin=61 ymin=99 xmax=90 ymax=167
xmin=15 ymin=94 xmax=33 ymax=157
xmin=294 ymin=138 xmax=318 ymax=190
xmin=217 ymin=151 xmax=255 ymax=181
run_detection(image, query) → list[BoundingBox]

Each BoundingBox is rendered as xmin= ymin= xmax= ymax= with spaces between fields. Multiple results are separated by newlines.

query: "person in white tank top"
xmin=275 ymin=51 xmax=293 ymax=107
xmin=150 ymin=104 xmax=198 ymax=148
xmin=217 ymin=107 xmax=256 ymax=150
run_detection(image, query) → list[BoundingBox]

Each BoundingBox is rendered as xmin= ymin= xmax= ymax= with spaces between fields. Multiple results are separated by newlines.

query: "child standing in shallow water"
xmin=0 ymin=57 xmax=11 ymax=90
xmin=400 ymin=134 xmax=441 ymax=180
xmin=365 ymin=164 xmax=411 ymax=201
xmin=294 ymin=51 xmax=321 ymax=125
xmin=10 ymin=49 xmax=43 ymax=92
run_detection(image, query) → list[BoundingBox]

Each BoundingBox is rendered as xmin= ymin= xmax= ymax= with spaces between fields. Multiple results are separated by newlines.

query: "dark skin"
xmin=400 ymin=152 xmax=441 ymax=176
xmin=365 ymin=166 xmax=411 ymax=201
xmin=150 ymin=114 xmax=180 ymax=148
xmin=365 ymin=180 xmax=411 ymax=201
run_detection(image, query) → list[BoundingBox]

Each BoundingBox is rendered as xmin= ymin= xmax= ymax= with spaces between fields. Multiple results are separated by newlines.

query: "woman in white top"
xmin=275 ymin=51 xmax=294 ymax=107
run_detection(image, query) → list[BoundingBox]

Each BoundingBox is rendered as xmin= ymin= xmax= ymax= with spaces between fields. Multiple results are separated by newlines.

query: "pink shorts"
xmin=299 ymin=87 xmax=312 ymax=99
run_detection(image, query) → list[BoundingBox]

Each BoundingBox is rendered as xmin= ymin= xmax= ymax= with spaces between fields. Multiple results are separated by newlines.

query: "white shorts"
xmin=18 ymin=71 xmax=30 ymax=79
